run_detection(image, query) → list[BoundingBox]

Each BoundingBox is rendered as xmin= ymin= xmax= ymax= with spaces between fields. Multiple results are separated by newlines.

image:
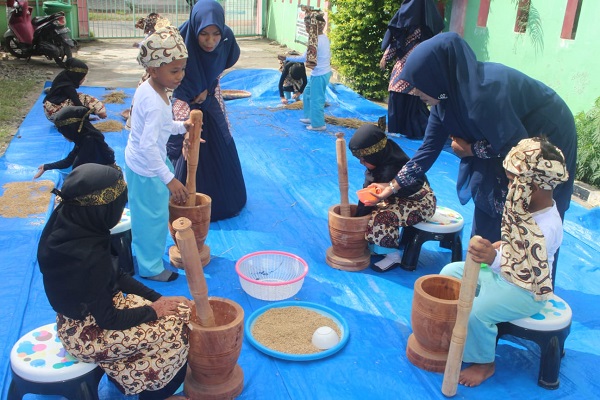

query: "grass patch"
xmin=0 ymin=77 xmax=39 ymax=141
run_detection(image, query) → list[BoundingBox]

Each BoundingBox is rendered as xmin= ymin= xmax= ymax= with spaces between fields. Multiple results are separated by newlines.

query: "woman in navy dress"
xmin=169 ymin=0 xmax=246 ymax=221
xmin=369 ymin=32 xmax=577 ymax=250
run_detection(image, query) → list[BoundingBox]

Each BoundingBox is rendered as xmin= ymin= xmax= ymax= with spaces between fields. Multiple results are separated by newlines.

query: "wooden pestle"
xmin=441 ymin=235 xmax=482 ymax=397
xmin=173 ymin=216 xmax=216 ymax=327
xmin=185 ymin=110 xmax=204 ymax=207
xmin=335 ymin=132 xmax=351 ymax=217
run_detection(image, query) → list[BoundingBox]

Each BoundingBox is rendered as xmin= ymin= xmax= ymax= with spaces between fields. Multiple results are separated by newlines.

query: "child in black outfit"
xmin=34 ymin=106 xmax=116 ymax=179
xmin=278 ymin=61 xmax=307 ymax=104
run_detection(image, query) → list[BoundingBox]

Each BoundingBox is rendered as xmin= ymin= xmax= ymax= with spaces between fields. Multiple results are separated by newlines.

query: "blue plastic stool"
xmin=497 ymin=293 xmax=572 ymax=389
xmin=8 ymin=323 xmax=104 ymax=400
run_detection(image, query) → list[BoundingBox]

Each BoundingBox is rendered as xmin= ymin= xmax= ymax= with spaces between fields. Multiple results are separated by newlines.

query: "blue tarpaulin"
xmin=1 ymin=69 xmax=599 ymax=399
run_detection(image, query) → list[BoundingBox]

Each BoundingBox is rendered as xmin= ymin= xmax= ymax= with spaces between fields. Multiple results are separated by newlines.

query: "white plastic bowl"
xmin=312 ymin=326 xmax=340 ymax=350
xmin=235 ymin=251 xmax=309 ymax=301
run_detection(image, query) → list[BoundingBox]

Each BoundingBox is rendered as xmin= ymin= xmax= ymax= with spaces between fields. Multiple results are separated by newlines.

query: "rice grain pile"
xmin=251 ymin=306 xmax=341 ymax=354
xmin=93 ymin=120 xmax=125 ymax=132
xmin=102 ymin=90 xmax=129 ymax=104
xmin=0 ymin=180 xmax=53 ymax=218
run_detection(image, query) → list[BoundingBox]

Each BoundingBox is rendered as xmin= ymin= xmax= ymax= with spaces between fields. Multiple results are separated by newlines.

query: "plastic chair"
xmin=110 ymin=207 xmax=134 ymax=275
xmin=8 ymin=323 xmax=104 ymax=400
xmin=497 ymin=293 xmax=572 ymax=389
xmin=399 ymin=206 xmax=464 ymax=271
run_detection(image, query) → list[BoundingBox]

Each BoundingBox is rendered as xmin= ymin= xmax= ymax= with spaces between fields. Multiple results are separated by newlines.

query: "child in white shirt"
xmin=125 ymin=25 xmax=198 ymax=282
xmin=440 ymin=137 xmax=569 ymax=387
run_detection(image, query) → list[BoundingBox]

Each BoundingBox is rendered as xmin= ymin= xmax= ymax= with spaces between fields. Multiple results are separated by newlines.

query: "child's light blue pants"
xmin=125 ymin=162 xmax=172 ymax=278
xmin=439 ymin=262 xmax=545 ymax=363
xmin=303 ymin=72 xmax=332 ymax=128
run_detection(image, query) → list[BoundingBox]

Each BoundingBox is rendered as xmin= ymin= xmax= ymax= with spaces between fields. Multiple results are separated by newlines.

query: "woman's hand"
xmin=281 ymin=97 xmax=288 ymax=105
xmin=292 ymin=92 xmax=301 ymax=100
xmin=33 ymin=165 xmax=45 ymax=179
xmin=167 ymin=178 xmax=189 ymax=205
xmin=379 ymin=56 xmax=386 ymax=71
xmin=361 ymin=182 xmax=392 ymax=206
xmin=192 ymin=90 xmax=208 ymax=104
xmin=97 ymin=111 xmax=108 ymax=119
xmin=151 ymin=296 xmax=193 ymax=318
xmin=450 ymin=136 xmax=473 ymax=158
xmin=467 ymin=236 xmax=496 ymax=265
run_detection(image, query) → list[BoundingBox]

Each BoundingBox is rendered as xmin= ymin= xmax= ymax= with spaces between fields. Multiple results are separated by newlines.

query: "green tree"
xmin=575 ymin=97 xmax=600 ymax=187
xmin=329 ymin=0 xmax=396 ymax=100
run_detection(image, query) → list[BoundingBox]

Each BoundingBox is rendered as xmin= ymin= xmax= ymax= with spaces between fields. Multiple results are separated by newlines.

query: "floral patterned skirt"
xmin=56 ymin=293 xmax=190 ymax=395
xmin=43 ymin=93 xmax=107 ymax=121
xmin=366 ymin=182 xmax=436 ymax=249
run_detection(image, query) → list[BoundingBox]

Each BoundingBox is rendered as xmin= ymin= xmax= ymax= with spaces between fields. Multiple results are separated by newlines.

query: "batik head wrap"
xmin=303 ymin=9 xmax=325 ymax=68
xmin=137 ymin=24 xmax=188 ymax=69
xmin=500 ymin=138 xmax=568 ymax=300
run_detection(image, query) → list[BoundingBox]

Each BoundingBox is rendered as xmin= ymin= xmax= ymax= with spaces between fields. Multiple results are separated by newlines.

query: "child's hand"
xmin=183 ymin=118 xmax=194 ymax=131
xmin=281 ymin=97 xmax=288 ymax=105
xmin=450 ymin=136 xmax=473 ymax=158
xmin=167 ymin=178 xmax=189 ymax=205
xmin=33 ymin=165 xmax=45 ymax=179
xmin=467 ymin=236 xmax=496 ymax=265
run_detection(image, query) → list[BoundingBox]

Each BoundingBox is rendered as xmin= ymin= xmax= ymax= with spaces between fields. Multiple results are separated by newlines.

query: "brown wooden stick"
xmin=442 ymin=235 xmax=482 ymax=397
xmin=185 ymin=109 xmax=204 ymax=206
xmin=173 ymin=217 xmax=215 ymax=327
xmin=335 ymin=132 xmax=351 ymax=217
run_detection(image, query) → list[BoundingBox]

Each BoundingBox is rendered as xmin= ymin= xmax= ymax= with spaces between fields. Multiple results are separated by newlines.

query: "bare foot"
xmin=458 ymin=362 xmax=495 ymax=387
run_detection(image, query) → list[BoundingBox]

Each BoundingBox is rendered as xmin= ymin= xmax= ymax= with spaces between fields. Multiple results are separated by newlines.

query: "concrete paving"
xmin=77 ymin=36 xmax=284 ymax=88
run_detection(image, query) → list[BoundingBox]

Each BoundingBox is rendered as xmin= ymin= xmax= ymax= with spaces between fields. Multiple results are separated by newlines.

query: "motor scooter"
xmin=3 ymin=0 xmax=76 ymax=67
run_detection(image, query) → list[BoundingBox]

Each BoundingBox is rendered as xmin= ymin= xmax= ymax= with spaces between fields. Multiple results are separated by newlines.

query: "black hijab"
xmin=38 ymin=164 xmax=127 ymax=319
xmin=44 ymin=58 xmax=89 ymax=106
xmin=53 ymin=106 xmax=116 ymax=167
xmin=349 ymin=124 xmax=426 ymax=197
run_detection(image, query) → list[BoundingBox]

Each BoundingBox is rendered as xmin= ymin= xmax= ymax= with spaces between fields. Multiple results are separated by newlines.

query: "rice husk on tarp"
xmin=0 ymin=180 xmax=53 ymax=218
xmin=102 ymin=90 xmax=129 ymax=104
xmin=93 ymin=120 xmax=124 ymax=132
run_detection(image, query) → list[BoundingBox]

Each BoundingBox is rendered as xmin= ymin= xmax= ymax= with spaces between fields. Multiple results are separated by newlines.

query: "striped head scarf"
xmin=500 ymin=137 xmax=568 ymax=300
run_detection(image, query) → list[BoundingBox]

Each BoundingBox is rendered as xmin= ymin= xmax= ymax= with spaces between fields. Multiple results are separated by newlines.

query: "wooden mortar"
xmin=325 ymin=132 xmax=371 ymax=271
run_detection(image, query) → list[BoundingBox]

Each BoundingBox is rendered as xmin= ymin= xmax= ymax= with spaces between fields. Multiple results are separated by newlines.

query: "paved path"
xmin=77 ymin=36 xmax=283 ymax=88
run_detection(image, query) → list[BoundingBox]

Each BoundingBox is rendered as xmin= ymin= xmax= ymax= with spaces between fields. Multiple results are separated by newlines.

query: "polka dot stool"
xmin=399 ymin=206 xmax=464 ymax=271
xmin=497 ymin=293 xmax=572 ymax=389
xmin=110 ymin=207 xmax=134 ymax=275
xmin=8 ymin=323 xmax=104 ymax=400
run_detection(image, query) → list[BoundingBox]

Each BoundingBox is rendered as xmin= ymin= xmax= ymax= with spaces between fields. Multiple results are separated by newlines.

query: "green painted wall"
xmin=462 ymin=0 xmax=598 ymax=114
xmin=266 ymin=0 xmax=598 ymax=114
xmin=265 ymin=1 xmax=316 ymax=54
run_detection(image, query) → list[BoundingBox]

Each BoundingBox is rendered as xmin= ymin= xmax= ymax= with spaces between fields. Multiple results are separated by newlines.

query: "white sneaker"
xmin=307 ymin=125 xmax=326 ymax=131
xmin=299 ymin=118 xmax=311 ymax=124
xmin=373 ymin=252 xmax=402 ymax=271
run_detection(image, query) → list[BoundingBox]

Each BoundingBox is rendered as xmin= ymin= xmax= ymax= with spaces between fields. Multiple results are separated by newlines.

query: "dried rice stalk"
xmin=93 ymin=120 xmax=124 ymax=132
xmin=0 ymin=180 xmax=53 ymax=218
xmin=324 ymin=115 xmax=369 ymax=129
xmin=102 ymin=90 xmax=129 ymax=104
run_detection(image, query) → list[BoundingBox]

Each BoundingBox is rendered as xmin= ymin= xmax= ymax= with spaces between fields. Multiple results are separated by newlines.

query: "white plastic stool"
xmin=399 ymin=206 xmax=464 ymax=271
xmin=8 ymin=323 xmax=104 ymax=399
xmin=497 ymin=293 xmax=572 ymax=389
xmin=110 ymin=207 xmax=134 ymax=275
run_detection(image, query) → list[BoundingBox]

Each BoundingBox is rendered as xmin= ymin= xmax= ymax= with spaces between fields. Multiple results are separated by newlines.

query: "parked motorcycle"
xmin=3 ymin=0 xmax=76 ymax=67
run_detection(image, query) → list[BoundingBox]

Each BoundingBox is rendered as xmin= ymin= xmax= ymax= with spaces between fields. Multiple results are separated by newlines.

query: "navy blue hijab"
xmin=397 ymin=32 xmax=574 ymax=220
xmin=381 ymin=0 xmax=444 ymax=51
xmin=174 ymin=0 xmax=240 ymax=103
